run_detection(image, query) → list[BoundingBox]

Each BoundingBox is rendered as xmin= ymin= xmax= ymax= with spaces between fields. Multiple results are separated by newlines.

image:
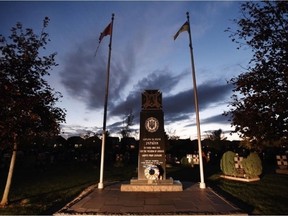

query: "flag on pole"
xmin=95 ymin=21 xmax=112 ymax=57
xmin=98 ymin=13 xmax=114 ymax=189
xmin=174 ymin=21 xmax=189 ymax=40
xmin=99 ymin=22 xmax=112 ymax=43
xmin=173 ymin=12 xmax=206 ymax=189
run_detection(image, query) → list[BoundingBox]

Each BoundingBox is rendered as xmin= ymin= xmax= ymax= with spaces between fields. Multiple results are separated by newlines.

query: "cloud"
xmin=60 ymin=35 xmax=233 ymax=136
xmin=60 ymin=36 xmax=136 ymax=111
xmin=107 ymin=74 xmax=233 ymax=130
xmin=60 ymin=124 xmax=100 ymax=138
xmin=201 ymin=113 xmax=230 ymax=125
xmin=163 ymin=80 xmax=233 ymax=123
xmin=109 ymin=69 xmax=188 ymax=117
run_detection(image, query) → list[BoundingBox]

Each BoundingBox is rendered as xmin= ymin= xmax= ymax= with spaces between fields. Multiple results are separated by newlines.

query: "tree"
xmin=120 ymin=110 xmax=134 ymax=138
xmin=206 ymin=129 xmax=227 ymax=141
xmin=225 ymin=1 xmax=288 ymax=148
xmin=220 ymin=151 xmax=237 ymax=176
xmin=0 ymin=17 xmax=66 ymax=206
xmin=204 ymin=129 xmax=227 ymax=153
xmin=242 ymin=152 xmax=262 ymax=178
xmin=166 ymin=127 xmax=180 ymax=140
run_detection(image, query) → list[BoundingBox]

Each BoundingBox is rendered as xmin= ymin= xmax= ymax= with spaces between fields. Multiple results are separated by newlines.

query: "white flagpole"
xmin=186 ymin=12 xmax=206 ymax=189
xmin=98 ymin=13 xmax=114 ymax=189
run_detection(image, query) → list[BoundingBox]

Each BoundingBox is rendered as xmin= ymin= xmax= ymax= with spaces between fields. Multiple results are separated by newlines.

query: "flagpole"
xmin=186 ymin=12 xmax=206 ymax=189
xmin=98 ymin=13 xmax=114 ymax=189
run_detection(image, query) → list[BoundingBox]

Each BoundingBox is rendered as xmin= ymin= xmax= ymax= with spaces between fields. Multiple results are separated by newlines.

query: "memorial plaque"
xmin=138 ymin=90 xmax=166 ymax=180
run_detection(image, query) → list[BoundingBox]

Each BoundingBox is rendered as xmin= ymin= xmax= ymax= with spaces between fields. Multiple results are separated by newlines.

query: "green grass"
xmin=0 ymin=161 xmax=136 ymax=215
xmin=1 ymin=161 xmax=287 ymax=215
xmin=167 ymin=165 xmax=288 ymax=215
xmin=208 ymin=171 xmax=288 ymax=215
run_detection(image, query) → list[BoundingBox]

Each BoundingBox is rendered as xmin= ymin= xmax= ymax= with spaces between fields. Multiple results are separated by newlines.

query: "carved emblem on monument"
xmin=145 ymin=117 xmax=159 ymax=133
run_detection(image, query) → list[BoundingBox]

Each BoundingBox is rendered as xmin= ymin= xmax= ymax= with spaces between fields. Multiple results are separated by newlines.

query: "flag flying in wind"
xmin=99 ymin=22 xmax=112 ymax=43
xmin=174 ymin=21 xmax=189 ymax=40
xmin=95 ymin=21 xmax=112 ymax=56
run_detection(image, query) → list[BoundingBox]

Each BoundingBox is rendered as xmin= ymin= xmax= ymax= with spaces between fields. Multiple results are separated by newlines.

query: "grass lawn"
xmin=0 ymin=161 xmax=136 ymax=215
xmin=208 ymin=172 xmax=288 ymax=215
xmin=0 ymin=160 xmax=287 ymax=215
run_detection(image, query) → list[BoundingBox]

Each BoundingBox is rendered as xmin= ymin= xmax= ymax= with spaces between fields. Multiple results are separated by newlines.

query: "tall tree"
xmin=204 ymin=129 xmax=227 ymax=153
xmin=120 ymin=110 xmax=134 ymax=138
xmin=0 ymin=17 xmax=66 ymax=206
xmin=225 ymin=1 xmax=288 ymax=149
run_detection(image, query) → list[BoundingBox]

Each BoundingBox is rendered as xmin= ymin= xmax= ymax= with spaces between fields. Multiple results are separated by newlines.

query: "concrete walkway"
xmin=54 ymin=181 xmax=247 ymax=215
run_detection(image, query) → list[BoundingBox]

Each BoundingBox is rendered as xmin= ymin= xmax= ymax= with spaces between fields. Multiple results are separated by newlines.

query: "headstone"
xmin=120 ymin=90 xmax=183 ymax=191
xmin=234 ymin=154 xmax=245 ymax=176
xmin=192 ymin=154 xmax=200 ymax=165
xmin=186 ymin=154 xmax=193 ymax=164
xmin=234 ymin=155 xmax=243 ymax=169
xmin=276 ymin=155 xmax=288 ymax=174
xmin=276 ymin=155 xmax=288 ymax=169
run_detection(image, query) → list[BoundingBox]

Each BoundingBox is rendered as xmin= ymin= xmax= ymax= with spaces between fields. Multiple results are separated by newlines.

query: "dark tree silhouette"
xmin=0 ymin=17 xmax=66 ymax=206
xmin=207 ymin=129 xmax=227 ymax=141
xmin=120 ymin=110 xmax=134 ymax=138
xmin=225 ymin=1 xmax=288 ymax=149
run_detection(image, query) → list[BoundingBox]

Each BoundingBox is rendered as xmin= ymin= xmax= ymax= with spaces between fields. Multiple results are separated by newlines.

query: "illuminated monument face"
xmin=138 ymin=90 xmax=166 ymax=180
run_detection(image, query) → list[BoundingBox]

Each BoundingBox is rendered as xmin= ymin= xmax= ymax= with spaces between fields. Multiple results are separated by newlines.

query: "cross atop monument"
xmin=142 ymin=90 xmax=162 ymax=110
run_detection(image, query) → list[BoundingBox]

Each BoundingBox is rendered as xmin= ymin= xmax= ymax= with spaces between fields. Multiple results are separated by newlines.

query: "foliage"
xmin=0 ymin=17 xmax=66 ymax=146
xmin=225 ymin=1 xmax=288 ymax=148
xmin=180 ymin=156 xmax=192 ymax=167
xmin=0 ymin=17 xmax=66 ymax=206
xmin=120 ymin=110 xmax=134 ymax=138
xmin=242 ymin=152 xmax=262 ymax=178
xmin=209 ymin=173 xmax=288 ymax=214
xmin=220 ymin=151 xmax=237 ymax=176
xmin=204 ymin=129 xmax=227 ymax=153
xmin=0 ymin=161 xmax=137 ymax=215
xmin=206 ymin=129 xmax=227 ymax=141
xmin=166 ymin=128 xmax=180 ymax=140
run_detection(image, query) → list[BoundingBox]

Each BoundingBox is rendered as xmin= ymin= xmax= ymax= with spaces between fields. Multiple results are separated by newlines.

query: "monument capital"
xmin=142 ymin=90 xmax=162 ymax=110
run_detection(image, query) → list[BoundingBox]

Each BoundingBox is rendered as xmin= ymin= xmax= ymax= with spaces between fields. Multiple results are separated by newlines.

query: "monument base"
xmin=276 ymin=169 xmax=288 ymax=174
xmin=120 ymin=178 xmax=183 ymax=192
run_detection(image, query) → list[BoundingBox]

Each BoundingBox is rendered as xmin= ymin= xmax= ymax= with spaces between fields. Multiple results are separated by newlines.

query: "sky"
xmin=0 ymin=1 xmax=252 ymax=140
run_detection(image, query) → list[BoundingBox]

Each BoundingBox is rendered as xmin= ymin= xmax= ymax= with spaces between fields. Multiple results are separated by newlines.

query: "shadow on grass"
xmin=9 ymin=180 xmax=95 ymax=214
xmin=10 ymin=180 xmax=93 ymax=204
xmin=206 ymin=179 xmax=254 ymax=214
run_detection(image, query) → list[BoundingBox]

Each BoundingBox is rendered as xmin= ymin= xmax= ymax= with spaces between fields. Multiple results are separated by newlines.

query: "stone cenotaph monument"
xmin=121 ymin=90 xmax=183 ymax=192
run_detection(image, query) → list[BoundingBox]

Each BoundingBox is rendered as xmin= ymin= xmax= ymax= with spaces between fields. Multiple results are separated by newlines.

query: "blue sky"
xmin=0 ymin=1 xmax=251 ymax=140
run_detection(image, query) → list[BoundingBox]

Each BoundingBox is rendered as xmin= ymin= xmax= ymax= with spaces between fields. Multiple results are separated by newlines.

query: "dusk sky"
xmin=0 ymin=1 xmax=252 ymax=140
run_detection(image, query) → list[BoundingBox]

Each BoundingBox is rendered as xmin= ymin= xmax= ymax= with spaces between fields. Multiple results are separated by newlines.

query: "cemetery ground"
xmin=0 ymin=157 xmax=287 ymax=215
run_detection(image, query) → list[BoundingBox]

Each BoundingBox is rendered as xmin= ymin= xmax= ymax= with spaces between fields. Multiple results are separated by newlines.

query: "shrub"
xmin=242 ymin=152 xmax=262 ymax=178
xmin=220 ymin=151 xmax=237 ymax=176
xmin=181 ymin=156 xmax=193 ymax=167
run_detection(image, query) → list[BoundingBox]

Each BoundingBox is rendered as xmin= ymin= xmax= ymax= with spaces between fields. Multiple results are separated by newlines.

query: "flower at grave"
xmin=144 ymin=165 xmax=160 ymax=180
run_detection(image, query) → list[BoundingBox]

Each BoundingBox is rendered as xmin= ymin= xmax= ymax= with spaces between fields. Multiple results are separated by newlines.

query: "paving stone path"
xmin=54 ymin=181 xmax=247 ymax=215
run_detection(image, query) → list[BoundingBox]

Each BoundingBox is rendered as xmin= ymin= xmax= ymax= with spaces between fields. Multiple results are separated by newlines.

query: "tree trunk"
xmin=0 ymin=134 xmax=17 ymax=206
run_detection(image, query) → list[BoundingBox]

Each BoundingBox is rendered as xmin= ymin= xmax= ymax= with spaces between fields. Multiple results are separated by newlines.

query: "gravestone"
xmin=276 ymin=155 xmax=288 ymax=174
xmin=121 ymin=90 xmax=182 ymax=191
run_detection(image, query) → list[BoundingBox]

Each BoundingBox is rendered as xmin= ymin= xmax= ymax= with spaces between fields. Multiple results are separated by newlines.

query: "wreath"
xmin=144 ymin=165 xmax=160 ymax=180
